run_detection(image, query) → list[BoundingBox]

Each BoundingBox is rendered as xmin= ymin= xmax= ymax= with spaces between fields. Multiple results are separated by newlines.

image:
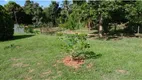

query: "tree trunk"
xmin=40 ymin=27 xmax=43 ymax=33
xmin=14 ymin=11 xmax=18 ymax=24
xmin=137 ymin=26 xmax=140 ymax=34
xmin=114 ymin=23 xmax=117 ymax=33
xmin=88 ymin=20 xmax=91 ymax=31
xmin=98 ymin=14 xmax=103 ymax=38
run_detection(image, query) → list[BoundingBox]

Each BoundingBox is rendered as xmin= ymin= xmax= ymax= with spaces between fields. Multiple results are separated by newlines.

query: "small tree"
xmin=61 ymin=33 xmax=90 ymax=60
xmin=32 ymin=2 xmax=43 ymax=27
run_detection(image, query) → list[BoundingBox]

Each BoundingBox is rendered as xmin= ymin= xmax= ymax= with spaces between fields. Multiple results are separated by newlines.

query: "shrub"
xmin=61 ymin=33 xmax=90 ymax=60
xmin=24 ymin=25 xmax=41 ymax=34
xmin=0 ymin=5 xmax=14 ymax=40
xmin=59 ymin=13 xmax=84 ymax=30
xmin=33 ymin=29 xmax=41 ymax=34
xmin=56 ymin=32 xmax=64 ymax=36
xmin=24 ymin=25 xmax=34 ymax=33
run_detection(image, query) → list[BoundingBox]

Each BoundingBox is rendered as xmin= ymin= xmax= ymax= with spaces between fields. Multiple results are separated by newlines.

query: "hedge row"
xmin=0 ymin=5 xmax=14 ymax=40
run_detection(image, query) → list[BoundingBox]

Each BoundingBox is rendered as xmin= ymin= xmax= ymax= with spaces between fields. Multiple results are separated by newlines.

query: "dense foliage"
xmin=43 ymin=1 xmax=61 ymax=27
xmin=4 ymin=1 xmax=26 ymax=24
xmin=0 ymin=5 xmax=14 ymax=40
xmin=24 ymin=0 xmax=43 ymax=25
xmin=1 ymin=0 xmax=142 ymax=37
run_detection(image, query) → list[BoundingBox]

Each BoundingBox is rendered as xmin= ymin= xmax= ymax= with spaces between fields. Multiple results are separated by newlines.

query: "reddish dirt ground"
xmin=62 ymin=56 xmax=84 ymax=69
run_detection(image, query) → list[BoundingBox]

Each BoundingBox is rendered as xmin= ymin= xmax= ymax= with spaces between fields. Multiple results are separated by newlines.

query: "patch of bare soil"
xmin=62 ymin=56 xmax=84 ymax=69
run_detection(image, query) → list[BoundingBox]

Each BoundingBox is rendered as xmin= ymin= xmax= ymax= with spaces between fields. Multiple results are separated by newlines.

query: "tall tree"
xmin=23 ymin=0 xmax=43 ymax=25
xmin=125 ymin=1 xmax=142 ymax=33
xmin=4 ymin=1 xmax=25 ymax=24
xmin=44 ymin=1 xmax=61 ymax=27
xmin=60 ymin=0 xmax=71 ymax=23
xmin=88 ymin=1 xmax=128 ymax=37
xmin=23 ymin=0 xmax=34 ymax=24
xmin=88 ymin=1 xmax=112 ymax=37
xmin=73 ymin=0 xmax=86 ymax=5
xmin=24 ymin=0 xmax=34 ymax=15
xmin=32 ymin=2 xmax=43 ymax=27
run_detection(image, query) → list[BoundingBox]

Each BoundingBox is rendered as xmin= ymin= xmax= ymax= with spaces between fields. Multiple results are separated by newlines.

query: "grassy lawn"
xmin=0 ymin=34 xmax=142 ymax=80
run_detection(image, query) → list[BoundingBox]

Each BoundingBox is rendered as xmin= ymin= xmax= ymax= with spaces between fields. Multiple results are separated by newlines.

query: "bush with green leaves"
xmin=56 ymin=32 xmax=64 ymax=36
xmin=61 ymin=33 xmax=90 ymax=59
xmin=0 ymin=5 xmax=14 ymax=40
xmin=24 ymin=25 xmax=34 ymax=33
xmin=59 ymin=12 xmax=84 ymax=30
xmin=33 ymin=29 xmax=41 ymax=34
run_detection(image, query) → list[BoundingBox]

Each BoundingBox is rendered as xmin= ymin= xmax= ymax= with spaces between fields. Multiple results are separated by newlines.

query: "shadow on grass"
xmin=0 ymin=35 xmax=34 ymax=41
xmin=12 ymin=35 xmax=34 ymax=40
xmin=106 ymin=36 xmax=123 ymax=41
xmin=76 ymin=51 xmax=102 ymax=60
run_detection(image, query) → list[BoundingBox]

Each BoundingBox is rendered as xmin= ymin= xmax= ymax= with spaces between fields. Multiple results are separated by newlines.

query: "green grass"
xmin=0 ymin=34 xmax=142 ymax=80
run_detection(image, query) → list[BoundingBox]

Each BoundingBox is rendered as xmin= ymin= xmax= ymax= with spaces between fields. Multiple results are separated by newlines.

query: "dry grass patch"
xmin=12 ymin=62 xmax=29 ymax=67
xmin=40 ymin=70 xmax=52 ymax=78
xmin=116 ymin=69 xmax=129 ymax=74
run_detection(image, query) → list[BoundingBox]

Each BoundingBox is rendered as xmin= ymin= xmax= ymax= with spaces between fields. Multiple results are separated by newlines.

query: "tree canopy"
xmin=4 ymin=1 xmax=25 ymax=24
xmin=1 ymin=0 xmax=142 ymax=37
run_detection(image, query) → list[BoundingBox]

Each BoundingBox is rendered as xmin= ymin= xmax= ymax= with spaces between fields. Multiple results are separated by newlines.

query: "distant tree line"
xmin=1 ymin=0 xmax=142 ymax=40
